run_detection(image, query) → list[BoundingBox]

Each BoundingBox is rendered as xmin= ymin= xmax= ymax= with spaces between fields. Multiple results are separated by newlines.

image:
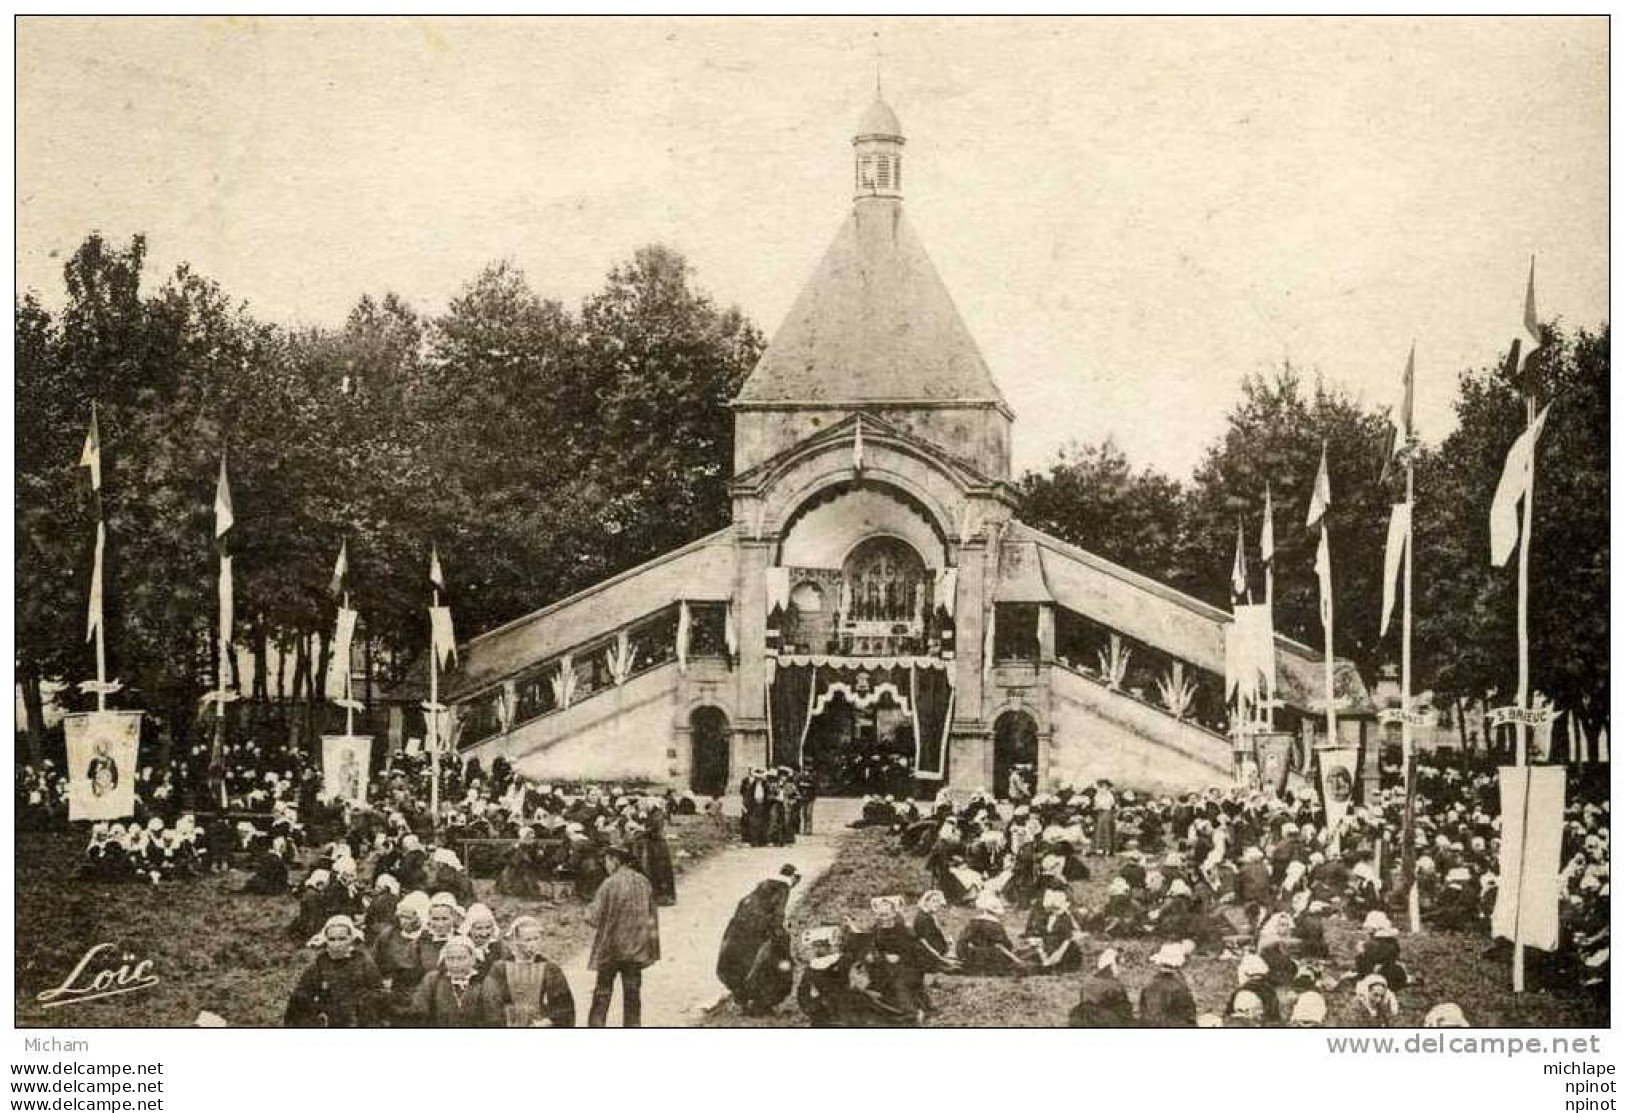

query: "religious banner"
xmin=1318 ymin=747 xmax=1358 ymax=843
xmin=1492 ymin=766 xmax=1566 ymax=952
xmin=321 ymin=734 xmax=373 ymax=804
xmin=64 ymin=709 xmax=142 ymax=822
xmin=1253 ymin=731 xmax=1294 ymax=796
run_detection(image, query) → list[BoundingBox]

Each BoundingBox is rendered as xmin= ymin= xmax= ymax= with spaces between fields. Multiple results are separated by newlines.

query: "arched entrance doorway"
xmin=992 ymin=709 xmax=1039 ymax=800
xmin=689 ymin=707 xmax=731 ymax=797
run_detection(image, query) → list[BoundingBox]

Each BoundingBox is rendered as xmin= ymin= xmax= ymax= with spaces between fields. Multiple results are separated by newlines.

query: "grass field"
xmin=702 ymin=829 xmax=1610 ymax=1028
xmin=15 ymin=816 xmax=736 ymax=1028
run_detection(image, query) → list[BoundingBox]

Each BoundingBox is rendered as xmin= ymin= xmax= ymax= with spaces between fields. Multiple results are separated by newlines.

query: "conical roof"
xmin=734 ymin=200 xmax=1008 ymax=408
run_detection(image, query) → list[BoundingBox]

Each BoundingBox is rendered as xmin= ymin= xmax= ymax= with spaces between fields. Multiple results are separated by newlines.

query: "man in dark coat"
xmin=1068 ymin=949 xmax=1134 ymax=1027
xmin=585 ymin=845 xmax=661 ymax=1027
xmin=716 ymin=865 xmax=801 ymax=1014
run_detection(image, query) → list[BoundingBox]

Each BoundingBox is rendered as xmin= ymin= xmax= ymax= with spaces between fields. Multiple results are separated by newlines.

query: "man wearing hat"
xmin=585 ymin=843 xmax=661 ymax=1027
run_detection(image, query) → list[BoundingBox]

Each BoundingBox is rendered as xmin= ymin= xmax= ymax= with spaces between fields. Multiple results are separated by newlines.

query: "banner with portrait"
xmin=321 ymin=734 xmax=373 ymax=804
xmin=1253 ymin=731 xmax=1295 ymax=796
xmin=64 ymin=710 xmax=143 ymax=822
xmin=1318 ymin=747 xmax=1359 ymax=844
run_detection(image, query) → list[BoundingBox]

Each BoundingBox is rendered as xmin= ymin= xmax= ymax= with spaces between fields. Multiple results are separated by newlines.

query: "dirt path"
xmin=562 ymin=832 xmax=844 ymax=1027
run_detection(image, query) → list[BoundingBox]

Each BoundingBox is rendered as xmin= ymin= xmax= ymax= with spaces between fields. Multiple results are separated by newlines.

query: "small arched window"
xmin=790 ymin=582 xmax=825 ymax=613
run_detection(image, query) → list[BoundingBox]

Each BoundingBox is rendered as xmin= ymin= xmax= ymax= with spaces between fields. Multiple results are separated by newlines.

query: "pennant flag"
xmin=1518 ymin=257 xmax=1543 ymax=381
xmin=1236 ymin=603 xmax=1276 ymax=698
xmin=86 ymin=521 xmax=105 ymax=642
xmin=1259 ymin=484 xmax=1275 ymax=565
xmin=327 ymin=607 xmax=359 ymax=700
xmin=218 ymin=554 xmax=234 ymax=650
xmin=330 ymin=539 xmax=349 ymax=597
xmin=1314 ymin=524 xmax=1332 ymax=629
xmin=214 ymin=457 xmax=234 ymax=539
xmin=1491 ymin=766 xmax=1566 ymax=952
xmin=1489 ymin=404 xmax=1551 ymax=566
xmin=429 ymin=543 xmax=445 ymax=591
xmin=1305 ymin=442 xmax=1331 ymax=528
xmin=80 ymin=405 xmax=102 ymax=492
xmin=430 ymin=605 xmax=457 ymax=668
xmin=1399 ymin=343 xmax=1415 ymax=440
xmin=1230 ymin=518 xmax=1248 ymax=600
xmin=1379 ymin=503 xmax=1411 ymax=637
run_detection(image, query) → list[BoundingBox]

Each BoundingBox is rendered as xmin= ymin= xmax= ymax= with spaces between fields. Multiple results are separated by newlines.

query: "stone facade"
xmin=429 ymin=96 xmax=1371 ymax=797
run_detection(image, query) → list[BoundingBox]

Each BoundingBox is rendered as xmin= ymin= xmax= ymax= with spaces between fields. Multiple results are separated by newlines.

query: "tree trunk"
xmin=253 ymin=622 xmax=269 ymax=703
xmin=17 ymin=659 xmax=46 ymax=769
xmin=1455 ymin=697 xmax=1469 ymax=750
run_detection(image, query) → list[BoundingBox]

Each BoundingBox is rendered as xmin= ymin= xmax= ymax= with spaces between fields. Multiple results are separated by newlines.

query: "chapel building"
xmin=427 ymin=96 xmax=1372 ymax=797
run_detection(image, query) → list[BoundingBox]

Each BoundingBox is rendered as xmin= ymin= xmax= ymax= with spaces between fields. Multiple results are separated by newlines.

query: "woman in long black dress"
xmin=639 ymin=808 xmax=677 ymax=906
xmin=716 ymin=866 xmax=800 ymax=1014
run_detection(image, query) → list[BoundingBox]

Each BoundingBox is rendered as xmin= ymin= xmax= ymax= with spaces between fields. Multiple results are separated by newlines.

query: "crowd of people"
xmin=738 ymin=766 xmax=815 ymax=846
xmin=282 ymin=840 xmax=662 ymax=1027
xmin=712 ymin=749 xmax=1609 ymax=1027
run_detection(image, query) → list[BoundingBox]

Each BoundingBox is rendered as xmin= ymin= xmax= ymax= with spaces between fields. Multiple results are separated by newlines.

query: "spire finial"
xmin=873 ymin=30 xmax=883 ymax=97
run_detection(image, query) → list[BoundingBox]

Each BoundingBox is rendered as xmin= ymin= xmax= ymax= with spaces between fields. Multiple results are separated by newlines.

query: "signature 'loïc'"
xmin=36 ymin=943 xmax=159 ymax=1009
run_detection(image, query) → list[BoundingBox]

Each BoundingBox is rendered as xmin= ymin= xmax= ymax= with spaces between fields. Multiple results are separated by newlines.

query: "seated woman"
xmin=409 ymin=936 xmax=493 ymax=1027
xmin=952 ymin=892 xmax=1031 ymax=976
xmin=910 ymin=891 xmax=957 ymax=972
xmin=795 ymin=929 xmax=909 ymax=1028
xmin=481 ymin=916 xmax=575 ymax=1027
xmin=1353 ymin=912 xmax=1410 ymax=990
xmin=288 ymin=869 xmax=334 ymax=942
xmin=866 ymin=898 xmax=932 ymax=1020
xmin=284 ymin=915 xmax=385 ymax=1028
xmin=362 ymin=874 xmax=400 ymax=941
xmin=1097 ymin=877 xmax=1148 ymax=937
xmin=240 ymin=836 xmax=291 ymax=896
xmin=496 ymin=828 xmax=545 ymax=898
xmin=1023 ymin=888 xmax=1086 ymax=974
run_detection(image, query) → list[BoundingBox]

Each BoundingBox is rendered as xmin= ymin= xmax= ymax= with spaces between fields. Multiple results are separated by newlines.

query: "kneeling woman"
xmin=482 ymin=916 xmax=576 ymax=1027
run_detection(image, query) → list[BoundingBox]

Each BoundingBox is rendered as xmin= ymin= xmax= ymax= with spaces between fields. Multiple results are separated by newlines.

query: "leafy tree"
xmin=1017 ymin=438 xmax=1188 ymax=587
xmin=1414 ymin=324 xmax=1609 ymax=737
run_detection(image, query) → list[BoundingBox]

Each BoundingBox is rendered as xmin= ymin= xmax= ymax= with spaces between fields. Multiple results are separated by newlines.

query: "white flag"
xmin=430 ymin=605 xmax=457 ymax=668
xmin=214 ymin=457 xmax=234 ymax=539
xmin=80 ymin=406 xmax=101 ymax=492
xmin=1491 ymin=766 xmax=1566 ymax=951
xmin=1489 ymin=404 xmax=1551 ymax=566
xmin=1518 ymin=257 xmax=1543 ymax=378
xmin=218 ymin=554 xmax=234 ymax=650
xmin=86 ymin=521 xmax=104 ymax=642
xmin=1314 ymin=525 xmax=1332 ymax=630
xmin=328 ymin=607 xmax=359 ymax=699
xmin=1230 ymin=519 xmax=1248 ymax=599
xmin=1379 ymin=503 xmax=1410 ymax=637
xmin=1259 ymin=483 xmax=1275 ymax=565
xmin=1305 ymin=443 xmax=1331 ymax=528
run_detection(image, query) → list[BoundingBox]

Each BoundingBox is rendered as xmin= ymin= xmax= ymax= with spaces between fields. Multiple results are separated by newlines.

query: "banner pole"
xmin=1512 ymin=394 xmax=1537 ymax=993
xmin=343 ymin=590 xmax=355 ymax=739
xmin=1402 ymin=453 xmax=1419 ymax=932
xmin=430 ymin=584 xmax=441 ymax=842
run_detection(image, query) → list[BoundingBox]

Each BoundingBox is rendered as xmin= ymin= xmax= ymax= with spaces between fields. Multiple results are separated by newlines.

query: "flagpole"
xmin=1401 ymin=447 xmax=1419 ymax=932
xmin=430 ymin=580 xmax=441 ymax=841
xmin=1511 ymin=393 xmax=1536 ymax=993
xmin=92 ymin=403 xmax=106 ymax=713
xmin=343 ymin=590 xmax=355 ymax=739
xmin=1321 ymin=524 xmax=1336 ymax=755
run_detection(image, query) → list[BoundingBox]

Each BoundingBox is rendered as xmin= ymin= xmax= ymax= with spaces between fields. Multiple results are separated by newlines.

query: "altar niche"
xmin=800 ymin=684 xmax=918 ymax=797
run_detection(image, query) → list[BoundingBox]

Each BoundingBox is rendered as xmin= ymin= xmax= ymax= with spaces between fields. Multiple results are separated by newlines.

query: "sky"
xmin=15 ymin=16 xmax=1609 ymax=478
